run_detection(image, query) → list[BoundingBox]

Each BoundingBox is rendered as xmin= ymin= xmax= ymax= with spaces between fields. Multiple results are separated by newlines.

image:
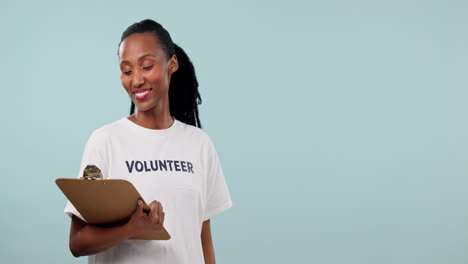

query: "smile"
xmin=133 ymin=88 xmax=152 ymax=100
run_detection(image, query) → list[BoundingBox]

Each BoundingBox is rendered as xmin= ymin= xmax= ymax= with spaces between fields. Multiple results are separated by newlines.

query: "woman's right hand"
xmin=127 ymin=199 xmax=165 ymax=236
xmin=69 ymin=200 xmax=165 ymax=257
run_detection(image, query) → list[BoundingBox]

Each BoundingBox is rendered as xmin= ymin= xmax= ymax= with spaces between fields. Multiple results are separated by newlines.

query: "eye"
xmin=123 ymin=70 xmax=132 ymax=75
xmin=143 ymin=65 xmax=153 ymax=71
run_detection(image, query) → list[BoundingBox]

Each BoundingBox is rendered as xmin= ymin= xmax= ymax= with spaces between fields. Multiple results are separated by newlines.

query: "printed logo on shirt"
xmin=125 ymin=160 xmax=194 ymax=174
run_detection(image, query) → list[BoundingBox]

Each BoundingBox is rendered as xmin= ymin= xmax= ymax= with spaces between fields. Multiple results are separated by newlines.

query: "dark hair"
xmin=119 ymin=19 xmax=202 ymax=128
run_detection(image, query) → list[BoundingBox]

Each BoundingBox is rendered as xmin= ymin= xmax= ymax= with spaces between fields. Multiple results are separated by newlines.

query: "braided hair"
xmin=118 ymin=19 xmax=202 ymax=128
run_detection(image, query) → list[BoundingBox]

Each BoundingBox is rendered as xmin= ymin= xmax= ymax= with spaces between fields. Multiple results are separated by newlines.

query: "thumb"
xmin=136 ymin=199 xmax=144 ymax=212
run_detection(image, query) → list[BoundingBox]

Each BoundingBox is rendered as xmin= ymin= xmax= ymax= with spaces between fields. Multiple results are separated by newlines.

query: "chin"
xmin=134 ymin=103 xmax=156 ymax=113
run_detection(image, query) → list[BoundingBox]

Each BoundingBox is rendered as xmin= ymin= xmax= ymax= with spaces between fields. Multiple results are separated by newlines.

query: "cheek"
xmin=147 ymin=68 xmax=167 ymax=83
xmin=121 ymin=76 xmax=131 ymax=90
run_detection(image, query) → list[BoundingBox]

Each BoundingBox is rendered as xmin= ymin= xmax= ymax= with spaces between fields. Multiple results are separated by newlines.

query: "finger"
xmin=153 ymin=202 xmax=161 ymax=224
xmin=150 ymin=200 xmax=158 ymax=207
xmin=149 ymin=200 xmax=158 ymax=210
xmin=148 ymin=201 xmax=158 ymax=218
xmin=131 ymin=200 xmax=143 ymax=219
xmin=155 ymin=202 xmax=162 ymax=224
xmin=160 ymin=212 xmax=165 ymax=226
xmin=150 ymin=202 xmax=160 ymax=223
xmin=158 ymin=203 xmax=164 ymax=225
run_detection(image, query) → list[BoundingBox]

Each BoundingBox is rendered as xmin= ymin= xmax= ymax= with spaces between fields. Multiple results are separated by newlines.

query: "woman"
xmin=63 ymin=19 xmax=232 ymax=264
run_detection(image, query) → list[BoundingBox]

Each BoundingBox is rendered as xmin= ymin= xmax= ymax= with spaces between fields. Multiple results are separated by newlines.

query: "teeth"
xmin=135 ymin=90 xmax=149 ymax=97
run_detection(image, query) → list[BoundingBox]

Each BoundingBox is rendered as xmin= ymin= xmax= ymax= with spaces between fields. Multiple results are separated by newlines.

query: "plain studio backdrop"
xmin=1 ymin=0 xmax=467 ymax=263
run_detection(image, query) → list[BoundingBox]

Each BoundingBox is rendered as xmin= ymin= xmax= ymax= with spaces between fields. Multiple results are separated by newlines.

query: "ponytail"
xmin=168 ymin=44 xmax=202 ymax=128
xmin=122 ymin=19 xmax=202 ymax=128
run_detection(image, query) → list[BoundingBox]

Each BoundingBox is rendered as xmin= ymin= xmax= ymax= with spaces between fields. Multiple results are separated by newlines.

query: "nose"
xmin=132 ymin=70 xmax=145 ymax=88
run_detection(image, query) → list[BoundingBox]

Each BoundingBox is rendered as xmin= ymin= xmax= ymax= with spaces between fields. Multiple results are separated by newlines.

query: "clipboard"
xmin=56 ymin=178 xmax=171 ymax=240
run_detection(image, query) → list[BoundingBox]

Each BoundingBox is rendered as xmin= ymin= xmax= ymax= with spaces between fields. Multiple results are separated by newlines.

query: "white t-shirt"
xmin=63 ymin=117 xmax=232 ymax=264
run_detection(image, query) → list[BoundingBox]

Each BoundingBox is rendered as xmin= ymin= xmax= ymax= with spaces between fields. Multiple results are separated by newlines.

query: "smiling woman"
xmin=62 ymin=19 xmax=232 ymax=264
xmin=120 ymin=20 xmax=202 ymax=129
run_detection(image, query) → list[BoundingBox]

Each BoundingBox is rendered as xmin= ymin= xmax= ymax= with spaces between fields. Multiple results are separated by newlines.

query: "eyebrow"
xmin=120 ymin=54 xmax=156 ymax=65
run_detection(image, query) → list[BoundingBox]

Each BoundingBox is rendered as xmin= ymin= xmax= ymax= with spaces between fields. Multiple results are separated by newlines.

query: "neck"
xmin=129 ymin=100 xmax=174 ymax=130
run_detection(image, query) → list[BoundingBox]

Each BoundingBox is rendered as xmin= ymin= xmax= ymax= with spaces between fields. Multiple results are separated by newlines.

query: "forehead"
xmin=119 ymin=33 xmax=164 ymax=62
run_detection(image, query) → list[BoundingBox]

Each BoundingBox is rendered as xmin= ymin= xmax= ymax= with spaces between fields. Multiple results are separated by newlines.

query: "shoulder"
xmin=176 ymin=120 xmax=213 ymax=145
xmin=175 ymin=120 xmax=220 ymax=160
xmin=87 ymin=118 xmax=127 ymax=142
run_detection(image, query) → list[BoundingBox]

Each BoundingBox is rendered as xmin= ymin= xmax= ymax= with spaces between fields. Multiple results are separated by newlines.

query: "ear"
xmin=168 ymin=55 xmax=179 ymax=74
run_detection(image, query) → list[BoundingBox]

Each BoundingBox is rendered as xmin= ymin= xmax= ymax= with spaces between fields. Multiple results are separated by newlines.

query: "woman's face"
xmin=119 ymin=33 xmax=178 ymax=113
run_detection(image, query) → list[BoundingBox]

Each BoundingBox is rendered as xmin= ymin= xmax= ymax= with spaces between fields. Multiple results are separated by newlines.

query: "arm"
xmin=69 ymin=200 xmax=165 ymax=257
xmin=69 ymin=215 xmax=134 ymax=257
xmin=201 ymin=219 xmax=215 ymax=264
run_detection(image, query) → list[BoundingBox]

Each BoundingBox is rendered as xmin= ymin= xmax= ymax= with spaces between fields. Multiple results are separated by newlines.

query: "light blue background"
xmin=1 ymin=0 xmax=467 ymax=263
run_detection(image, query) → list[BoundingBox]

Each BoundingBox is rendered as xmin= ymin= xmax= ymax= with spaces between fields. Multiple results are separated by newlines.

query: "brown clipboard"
xmin=56 ymin=178 xmax=170 ymax=240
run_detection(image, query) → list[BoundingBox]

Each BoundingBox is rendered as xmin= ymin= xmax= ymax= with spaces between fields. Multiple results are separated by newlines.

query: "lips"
xmin=133 ymin=88 xmax=152 ymax=100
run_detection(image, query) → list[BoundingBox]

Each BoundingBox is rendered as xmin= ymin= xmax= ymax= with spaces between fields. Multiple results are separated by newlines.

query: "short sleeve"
xmin=203 ymin=137 xmax=233 ymax=221
xmin=63 ymin=130 xmax=109 ymax=221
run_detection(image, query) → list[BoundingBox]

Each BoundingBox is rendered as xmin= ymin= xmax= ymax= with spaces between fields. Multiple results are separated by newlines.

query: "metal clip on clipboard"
xmin=82 ymin=165 xmax=102 ymax=180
